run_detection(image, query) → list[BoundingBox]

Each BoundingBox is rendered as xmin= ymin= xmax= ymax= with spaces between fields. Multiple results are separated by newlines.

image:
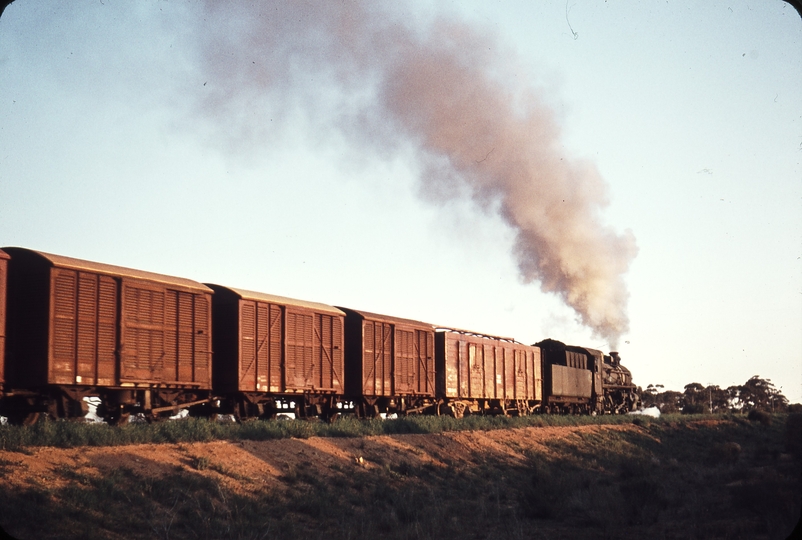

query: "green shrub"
xmin=748 ymin=409 xmax=772 ymax=426
xmin=708 ymin=441 xmax=741 ymax=465
xmin=785 ymin=413 xmax=802 ymax=457
xmin=0 ymin=411 xmax=664 ymax=450
xmin=681 ymin=403 xmax=706 ymax=415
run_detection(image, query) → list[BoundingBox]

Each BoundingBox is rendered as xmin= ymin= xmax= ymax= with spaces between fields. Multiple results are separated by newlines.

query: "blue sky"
xmin=1 ymin=1 xmax=800 ymax=402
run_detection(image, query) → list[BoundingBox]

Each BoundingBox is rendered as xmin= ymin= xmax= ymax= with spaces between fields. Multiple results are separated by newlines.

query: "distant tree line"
xmin=641 ymin=375 xmax=797 ymax=414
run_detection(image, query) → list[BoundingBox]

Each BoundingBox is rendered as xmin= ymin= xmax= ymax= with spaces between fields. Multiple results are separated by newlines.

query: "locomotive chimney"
xmin=610 ymin=351 xmax=621 ymax=364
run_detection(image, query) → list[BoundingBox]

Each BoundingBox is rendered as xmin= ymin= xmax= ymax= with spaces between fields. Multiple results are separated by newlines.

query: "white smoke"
xmin=194 ymin=1 xmax=637 ymax=345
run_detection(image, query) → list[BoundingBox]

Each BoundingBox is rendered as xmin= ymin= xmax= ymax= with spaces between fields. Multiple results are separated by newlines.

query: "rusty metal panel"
xmin=550 ymin=364 xmax=592 ymax=398
xmin=209 ymin=285 xmax=344 ymax=394
xmin=392 ymin=326 xmax=434 ymax=396
xmin=1 ymin=247 xmax=212 ymax=390
xmin=286 ymin=310 xmax=313 ymax=388
xmin=0 ymin=250 xmax=7 ymax=386
xmin=533 ymin=348 xmax=543 ymax=401
xmin=119 ymin=280 xmax=212 ymax=388
xmin=436 ymin=329 xmax=541 ymax=401
xmin=340 ymin=308 xmax=435 ymax=399
xmin=30 ymin=250 xmax=209 ymax=292
xmin=284 ymin=308 xmax=344 ymax=393
xmin=526 ymin=346 xmax=541 ymax=401
xmin=314 ymin=312 xmax=343 ymax=392
xmin=240 ymin=300 xmax=257 ymax=391
xmin=268 ymin=304 xmax=283 ymax=391
xmin=46 ymin=269 xmax=119 ymax=386
xmin=416 ymin=329 xmax=435 ymax=395
xmin=395 ymin=328 xmax=414 ymax=394
xmin=120 ymin=281 xmax=166 ymax=382
xmin=235 ymin=299 xmax=283 ymax=393
xmin=361 ymin=319 xmax=392 ymax=396
xmin=504 ymin=348 xmax=515 ymax=399
xmin=193 ymin=293 xmax=212 ymax=385
xmin=238 ymin=300 xmax=284 ymax=392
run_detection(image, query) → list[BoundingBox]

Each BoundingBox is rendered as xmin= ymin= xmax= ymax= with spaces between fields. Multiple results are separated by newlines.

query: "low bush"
xmin=786 ymin=413 xmax=802 ymax=457
xmin=748 ymin=409 xmax=772 ymax=426
xmin=0 ymin=412 xmax=657 ymax=450
xmin=681 ymin=403 xmax=706 ymax=415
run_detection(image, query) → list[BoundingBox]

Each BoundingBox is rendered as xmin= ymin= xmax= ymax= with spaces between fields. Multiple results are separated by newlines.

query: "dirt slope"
xmin=0 ymin=420 xmax=799 ymax=540
xmin=0 ymin=424 xmax=617 ymax=495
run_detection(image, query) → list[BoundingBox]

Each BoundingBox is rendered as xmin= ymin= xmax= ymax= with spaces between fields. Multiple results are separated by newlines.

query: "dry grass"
xmin=0 ymin=414 xmax=799 ymax=540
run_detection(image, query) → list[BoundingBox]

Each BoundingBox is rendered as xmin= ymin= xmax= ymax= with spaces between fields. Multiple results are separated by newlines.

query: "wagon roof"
xmin=435 ymin=326 xmax=518 ymax=344
xmin=2 ymin=247 xmax=211 ymax=293
xmin=208 ymin=284 xmax=344 ymax=316
xmin=336 ymin=307 xmax=434 ymax=329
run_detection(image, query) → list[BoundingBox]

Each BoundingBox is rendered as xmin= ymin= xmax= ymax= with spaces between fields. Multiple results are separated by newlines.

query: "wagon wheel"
xmin=322 ymin=408 xmax=341 ymax=423
xmin=6 ymin=411 xmax=41 ymax=426
xmin=107 ymin=412 xmax=131 ymax=426
xmin=259 ymin=409 xmax=277 ymax=421
xmin=97 ymin=402 xmax=129 ymax=426
xmin=188 ymin=403 xmax=219 ymax=422
xmin=145 ymin=412 xmax=170 ymax=424
xmin=452 ymin=402 xmax=466 ymax=419
xmin=232 ymin=405 xmax=244 ymax=424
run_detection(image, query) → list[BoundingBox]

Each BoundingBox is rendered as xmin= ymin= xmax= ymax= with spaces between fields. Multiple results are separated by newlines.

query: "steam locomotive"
xmin=0 ymin=247 xmax=639 ymax=425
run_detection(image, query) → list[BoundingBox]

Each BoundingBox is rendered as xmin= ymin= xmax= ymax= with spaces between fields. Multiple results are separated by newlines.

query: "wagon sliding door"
xmin=120 ymin=282 xmax=211 ymax=386
xmin=395 ymin=328 xmax=434 ymax=396
xmin=314 ymin=313 xmax=343 ymax=392
xmin=285 ymin=310 xmax=344 ymax=392
xmin=166 ymin=290 xmax=211 ymax=386
xmin=49 ymin=269 xmax=117 ymax=386
xmin=362 ymin=320 xmax=393 ymax=396
xmin=239 ymin=301 xmax=283 ymax=393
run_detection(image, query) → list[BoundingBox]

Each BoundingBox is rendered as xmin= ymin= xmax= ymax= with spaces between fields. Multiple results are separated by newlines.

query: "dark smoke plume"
xmin=196 ymin=1 xmax=638 ymax=345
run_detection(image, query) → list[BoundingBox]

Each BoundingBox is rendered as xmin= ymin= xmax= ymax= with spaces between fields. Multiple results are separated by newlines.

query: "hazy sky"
xmin=1 ymin=1 xmax=800 ymax=402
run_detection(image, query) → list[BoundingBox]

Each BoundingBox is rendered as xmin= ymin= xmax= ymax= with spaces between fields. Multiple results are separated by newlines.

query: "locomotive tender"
xmin=0 ymin=247 xmax=639 ymax=424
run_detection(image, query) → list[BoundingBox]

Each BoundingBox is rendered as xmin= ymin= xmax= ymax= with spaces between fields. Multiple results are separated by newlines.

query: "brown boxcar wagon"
xmin=207 ymin=285 xmax=345 ymax=420
xmin=435 ymin=328 xmax=542 ymax=418
xmin=339 ymin=308 xmax=435 ymax=417
xmin=0 ymin=247 xmax=213 ymax=424
xmin=0 ymin=249 xmax=8 ymax=394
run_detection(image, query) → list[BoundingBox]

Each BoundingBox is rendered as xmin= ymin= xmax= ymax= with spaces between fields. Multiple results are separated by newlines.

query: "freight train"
xmin=0 ymin=247 xmax=639 ymax=425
